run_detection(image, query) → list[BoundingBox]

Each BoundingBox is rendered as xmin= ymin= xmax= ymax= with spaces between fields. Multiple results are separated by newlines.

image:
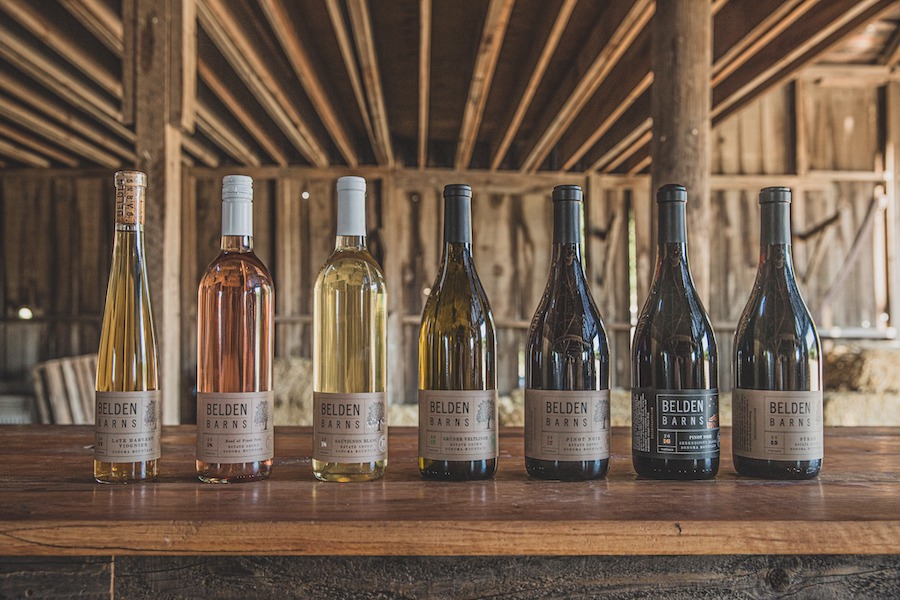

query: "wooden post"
xmin=649 ymin=0 xmax=712 ymax=300
xmin=887 ymin=82 xmax=900 ymax=336
xmin=132 ymin=0 xmax=187 ymax=424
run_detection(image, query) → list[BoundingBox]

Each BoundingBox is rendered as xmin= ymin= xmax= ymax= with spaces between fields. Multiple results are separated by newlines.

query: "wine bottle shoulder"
xmin=315 ymin=248 xmax=386 ymax=291
xmin=200 ymin=251 xmax=274 ymax=292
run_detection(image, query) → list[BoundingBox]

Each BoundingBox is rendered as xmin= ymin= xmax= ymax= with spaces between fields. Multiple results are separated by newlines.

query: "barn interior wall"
xmin=0 ymin=81 xmax=893 ymax=409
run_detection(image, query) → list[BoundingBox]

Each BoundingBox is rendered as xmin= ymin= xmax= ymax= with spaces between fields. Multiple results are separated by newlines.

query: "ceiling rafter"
xmin=197 ymin=57 xmax=288 ymax=167
xmin=520 ymin=0 xmax=654 ymax=173
xmin=712 ymin=0 xmax=818 ymax=86
xmin=418 ymin=0 xmax=431 ymax=169
xmin=195 ymin=103 xmax=262 ymax=167
xmin=196 ymin=0 xmax=329 ymax=167
xmin=0 ymin=94 xmax=119 ymax=167
xmin=0 ymin=0 xmax=121 ymax=98
xmin=881 ymin=19 xmax=900 ymax=67
xmin=490 ymin=0 xmax=576 ymax=172
xmin=57 ymin=0 xmax=124 ymax=56
xmin=0 ymin=136 xmax=51 ymax=167
xmin=182 ymin=135 xmax=220 ymax=168
xmin=592 ymin=117 xmax=652 ymax=173
xmin=0 ymin=69 xmax=135 ymax=161
xmin=346 ymin=0 xmax=394 ymax=167
xmin=325 ymin=0 xmax=376 ymax=165
xmin=0 ymin=121 xmax=79 ymax=167
xmin=455 ymin=0 xmax=515 ymax=170
xmin=0 ymin=21 xmax=121 ymax=122
xmin=259 ymin=0 xmax=358 ymax=167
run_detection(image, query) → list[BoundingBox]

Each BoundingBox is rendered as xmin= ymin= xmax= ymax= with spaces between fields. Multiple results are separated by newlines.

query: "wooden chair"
xmin=31 ymin=355 xmax=97 ymax=424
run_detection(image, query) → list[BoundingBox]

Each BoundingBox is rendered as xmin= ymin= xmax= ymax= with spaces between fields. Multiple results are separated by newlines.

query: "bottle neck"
xmin=335 ymin=235 xmax=367 ymax=250
xmin=657 ymin=201 xmax=687 ymax=245
xmin=760 ymin=201 xmax=792 ymax=246
xmin=443 ymin=195 xmax=472 ymax=244
xmin=551 ymin=200 xmax=585 ymax=269
xmin=221 ymin=234 xmax=253 ymax=252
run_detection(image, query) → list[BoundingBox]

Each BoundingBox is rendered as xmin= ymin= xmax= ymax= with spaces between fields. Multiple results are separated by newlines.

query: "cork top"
xmin=114 ymin=170 xmax=147 ymax=225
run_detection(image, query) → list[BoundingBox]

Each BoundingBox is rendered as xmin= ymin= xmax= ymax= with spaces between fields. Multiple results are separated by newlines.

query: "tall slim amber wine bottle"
xmin=733 ymin=187 xmax=822 ymax=479
xmin=631 ymin=184 xmax=719 ymax=480
xmin=418 ymin=184 xmax=498 ymax=481
xmin=312 ymin=176 xmax=388 ymax=482
xmin=94 ymin=170 xmax=160 ymax=483
xmin=196 ymin=175 xmax=274 ymax=483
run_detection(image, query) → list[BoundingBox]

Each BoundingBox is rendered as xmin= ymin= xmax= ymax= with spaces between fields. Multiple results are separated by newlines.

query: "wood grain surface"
xmin=0 ymin=426 xmax=897 ymax=556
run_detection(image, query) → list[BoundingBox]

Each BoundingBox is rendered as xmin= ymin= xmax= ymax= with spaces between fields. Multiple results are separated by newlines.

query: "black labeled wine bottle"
xmin=733 ymin=187 xmax=823 ymax=480
xmin=632 ymin=184 xmax=719 ymax=480
xmin=525 ymin=185 xmax=610 ymax=480
xmin=418 ymin=184 xmax=498 ymax=481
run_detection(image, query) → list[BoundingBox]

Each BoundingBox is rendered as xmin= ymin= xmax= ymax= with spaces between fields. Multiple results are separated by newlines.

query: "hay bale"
xmin=273 ymin=357 xmax=313 ymax=426
xmin=825 ymin=343 xmax=900 ymax=393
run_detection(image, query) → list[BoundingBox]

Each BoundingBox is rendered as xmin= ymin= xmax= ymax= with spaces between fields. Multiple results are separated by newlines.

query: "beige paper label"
xmin=313 ymin=392 xmax=387 ymax=463
xmin=418 ymin=389 xmax=498 ymax=462
xmin=94 ymin=391 xmax=160 ymax=462
xmin=197 ymin=391 xmax=274 ymax=463
xmin=525 ymin=389 xmax=610 ymax=461
xmin=733 ymin=389 xmax=823 ymax=461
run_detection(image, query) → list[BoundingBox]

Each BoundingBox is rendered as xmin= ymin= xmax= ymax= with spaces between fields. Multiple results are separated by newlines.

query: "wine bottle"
xmin=196 ymin=175 xmax=275 ymax=483
xmin=418 ymin=184 xmax=498 ymax=481
xmin=525 ymin=185 xmax=610 ymax=480
xmin=631 ymin=184 xmax=719 ymax=480
xmin=733 ymin=187 xmax=823 ymax=479
xmin=312 ymin=176 xmax=388 ymax=482
xmin=94 ymin=170 xmax=160 ymax=483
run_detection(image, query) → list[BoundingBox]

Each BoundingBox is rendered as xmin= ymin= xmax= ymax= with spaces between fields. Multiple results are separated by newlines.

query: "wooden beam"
xmin=122 ymin=0 xmax=136 ymax=125
xmin=58 ymin=0 xmax=124 ymax=55
xmin=520 ymin=0 xmax=654 ymax=173
xmin=0 ymin=21 xmax=121 ymax=121
xmin=712 ymin=0 xmax=897 ymax=124
xmin=134 ymin=0 xmax=183 ymax=425
xmin=195 ymin=103 xmax=262 ymax=167
xmin=881 ymin=21 xmax=900 ymax=67
xmin=171 ymin=0 xmax=196 ymax=133
xmin=0 ymin=122 xmax=79 ymax=167
xmin=794 ymin=79 xmax=809 ymax=176
xmin=0 ymin=69 xmax=136 ymax=162
xmin=196 ymin=57 xmax=289 ymax=167
xmin=181 ymin=134 xmax=220 ymax=168
xmin=887 ymin=82 xmax=900 ymax=334
xmin=627 ymin=154 xmax=652 ymax=176
xmin=712 ymin=0 xmax=816 ymax=86
xmin=799 ymin=64 xmax=900 ymax=87
xmin=418 ymin=0 xmax=432 ymax=169
xmin=0 ymin=0 xmax=122 ymax=97
xmin=490 ymin=0 xmax=576 ymax=171
xmin=592 ymin=118 xmax=652 ymax=172
xmin=651 ymin=0 xmax=712 ymax=300
xmin=711 ymin=0 xmax=729 ymax=15
xmin=0 ymin=138 xmax=52 ymax=168
xmin=196 ymin=0 xmax=329 ymax=167
xmin=325 ymin=0 xmax=376 ymax=164
xmin=0 ymin=95 xmax=120 ymax=167
xmin=346 ymin=0 xmax=394 ymax=167
xmin=455 ymin=0 xmax=515 ymax=170
xmin=259 ymin=0 xmax=358 ymax=167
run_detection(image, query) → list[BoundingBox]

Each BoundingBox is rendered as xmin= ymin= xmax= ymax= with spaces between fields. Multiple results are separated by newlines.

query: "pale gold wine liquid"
xmin=197 ymin=236 xmax=274 ymax=482
xmin=313 ymin=237 xmax=387 ymax=481
xmin=94 ymin=226 xmax=160 ymax=483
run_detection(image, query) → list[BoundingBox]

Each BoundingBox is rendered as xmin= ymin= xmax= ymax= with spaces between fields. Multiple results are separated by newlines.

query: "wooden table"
xmin=1 ymin=426 xmax=898 ymax=598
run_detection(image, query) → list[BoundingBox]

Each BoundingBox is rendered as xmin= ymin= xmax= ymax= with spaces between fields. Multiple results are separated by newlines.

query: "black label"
xmin=632 ymin=388 xmax=719 ymax=459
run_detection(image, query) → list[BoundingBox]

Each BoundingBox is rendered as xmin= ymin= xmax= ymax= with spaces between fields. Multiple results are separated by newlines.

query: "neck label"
xmin=733 ymin=389 xmax=823 ymax=461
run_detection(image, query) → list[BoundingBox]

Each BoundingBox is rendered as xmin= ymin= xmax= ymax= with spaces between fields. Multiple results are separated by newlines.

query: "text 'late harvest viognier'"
xmin=94 ymin=170 xmax=160 ymax=484
xmin=196 ymin=176 xmax=275 ymax=483
xmin=313 ymin=176 xmax=388 ymax=482
xmin=632 ymin=184 xmax=719 ymax=480
xmin=525 ymin=185 xmax=610 ymax=480
xmin=418 ymin=184 xmax=498 ymax=481
xmin=733 ymin=187 xmax=823 ymax=479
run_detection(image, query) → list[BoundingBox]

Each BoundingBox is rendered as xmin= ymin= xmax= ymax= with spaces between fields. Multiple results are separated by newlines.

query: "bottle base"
xmin=526 ymin=457 xmax=609 ymax=481
xmin=632 ymin=455 xmax=719 ymax=480
xmin=418 ymin=458 xmax=497 ymax=481
xmin=312 ymin=459 xmax=386 ymax=482
xmin=733 ymin=455 xmax=821 ymax=480
xmin=197 ymin=459 xmax=273 ymax=483
xmin=93 ymin=459 xmax=158 ymax=484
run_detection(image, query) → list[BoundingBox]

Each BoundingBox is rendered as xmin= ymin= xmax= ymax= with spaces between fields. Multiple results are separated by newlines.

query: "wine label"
xmin=418 ymin=389 xmax=498 ymax=462
xmin=733 ymin=389 xmax=823 ymax=461
xmin=313 ymin=392 xmax=387 ymax=463
xmin=632 ymin=388 xmax=720 ymax=459
xmin=196 ymin=391 xmax=274 ymax=463
xmin=94 ymin=391 xmax=160 ymax=462
xmin=524 ymin=389 xmax=610 ymax=461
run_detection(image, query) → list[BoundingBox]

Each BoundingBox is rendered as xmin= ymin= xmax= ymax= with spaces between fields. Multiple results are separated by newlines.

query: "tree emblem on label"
xmin=366 ymin=400 xmax=385 ymax=432
xmin=255 ymin=400 xmax=270 ymax=431
xmin=594 ymin=396 xmax=609 ymax=428
xmin=144 ymin=399 xmax=158 ymax=430
xmin=476 ymin=397 xmax=494 ymax=429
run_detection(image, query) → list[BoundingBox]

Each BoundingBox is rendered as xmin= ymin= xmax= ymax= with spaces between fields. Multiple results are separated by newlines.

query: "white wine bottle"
xmin=312 ymin=176 xmax=388 ymax=482
xmin=196 ymin=175 xmax=275 ymax=483
xmin=94 ymin=170 xmax=161 ymax=484
xmin=418 ymin=184 xmax=498 ymax=481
